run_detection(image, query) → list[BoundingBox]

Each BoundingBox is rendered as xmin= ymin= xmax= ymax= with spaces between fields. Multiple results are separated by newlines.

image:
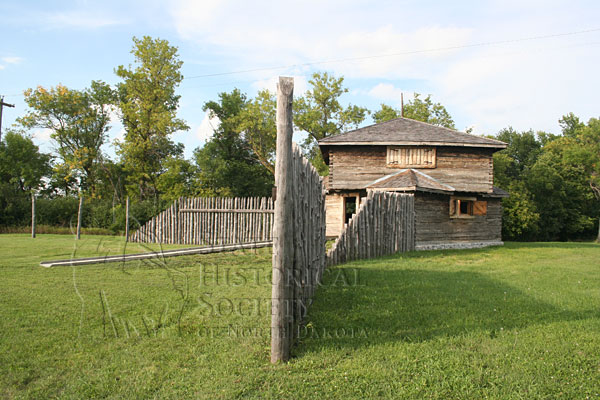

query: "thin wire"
xmin=180 ymin=39 xmax=600 ymax=90
xmin=183 ymin=27 xmax=600 ymax=80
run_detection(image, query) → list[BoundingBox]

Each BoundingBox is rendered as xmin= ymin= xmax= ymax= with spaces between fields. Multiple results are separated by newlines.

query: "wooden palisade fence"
xmin=326 ymin=191 xmax=415 ymax=267
xmin=271 ymin=77 xmax=327 ymax=363
xmin=128 ymin=196 xmax=274 ymax=245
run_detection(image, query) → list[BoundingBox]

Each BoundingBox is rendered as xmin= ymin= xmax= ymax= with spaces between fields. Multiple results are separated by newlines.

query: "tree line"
xmin=0 ymin=36 xmax=598 ymax=241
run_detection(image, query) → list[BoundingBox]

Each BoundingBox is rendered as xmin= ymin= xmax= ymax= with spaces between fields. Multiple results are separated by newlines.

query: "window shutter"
xmin=473 ymin=201 xmax=487 ymax=216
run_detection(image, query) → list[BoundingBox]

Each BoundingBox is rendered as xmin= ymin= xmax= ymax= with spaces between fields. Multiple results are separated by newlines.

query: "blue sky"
xmin=1 ymin=0 xmax=599 ymax=159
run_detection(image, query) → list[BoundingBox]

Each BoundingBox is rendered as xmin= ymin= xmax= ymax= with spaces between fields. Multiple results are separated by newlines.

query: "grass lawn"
xmin=1 ymin=234 xmax=599 ymax=399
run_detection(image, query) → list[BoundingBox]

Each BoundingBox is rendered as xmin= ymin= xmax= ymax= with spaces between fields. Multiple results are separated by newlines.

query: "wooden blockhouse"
xmin=318 ymin=117 xmax=509 ymax=250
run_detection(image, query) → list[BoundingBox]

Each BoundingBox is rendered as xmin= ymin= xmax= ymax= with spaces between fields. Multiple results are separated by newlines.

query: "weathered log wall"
xmin=327 ymin=191 xmax=415 ymax=267
xmin=414 ymin=193 xmax=502 ymax=245
xmin=328 ymin=145 xmax=494 ymax=193
xmin=128 ymin=197 xmax=274 ymax=245
xmin=288 ymin=143 xmax=327 ymax=340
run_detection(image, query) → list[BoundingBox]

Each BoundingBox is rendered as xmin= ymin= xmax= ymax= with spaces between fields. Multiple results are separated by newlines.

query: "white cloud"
xmin=169 ymin=0 xmax=600 ymax=135
xmin=0 ymin=65 xmax=4 ymax=71
xmin=32 ymin=128 xmax=52 ymax=142
xmin=196 ymin=112 xmax=220 ymax=143
xmin=169 ymin=2 xmax=472 ymax=80
xmin=2 ymin=57 xmax=23 ymax=64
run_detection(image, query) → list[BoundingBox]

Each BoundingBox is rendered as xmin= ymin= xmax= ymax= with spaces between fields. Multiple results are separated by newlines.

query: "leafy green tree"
xmin=373 ymin=94 xmax=455 ymax=129
xmin=94 ymin=156 xmax=128 ymax=203
xmin=294 ymin=72 xmax=369 ymax=174
xmin=238 ymin=89 xmax=277 ymax=175
xmin=19 ymin=81 xmax=114 ymax=196
xmin=500 ymin=181 xmax=540 ymax=240
xmin=0 ymin=129 xmax=52 ymax=193
xmin=115 ymin=36 xmax=189 ymax=200
xmin=156 ymin=157 xmax=197 ymax=203
xmin=527 ymin=149 xmax=595 ymax=241
xmin=372 ymin=104 xmax=400 ymax=124
xmin=0 ymin=129 xmax=52 ymax=226
xmin=194 ymin=89 xmax=273 ymax=197
xmin=558 ymin=114 xmax=600 ymax=241
xmin=495 ymin=128 xmax=543 ymax=177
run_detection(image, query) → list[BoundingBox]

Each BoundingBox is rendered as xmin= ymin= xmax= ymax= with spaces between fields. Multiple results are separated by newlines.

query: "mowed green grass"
xmin=1 ymin=234 xmax=599 ymax=399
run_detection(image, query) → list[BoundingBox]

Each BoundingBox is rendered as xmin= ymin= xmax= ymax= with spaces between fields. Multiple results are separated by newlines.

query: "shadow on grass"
xmin=296 ymin=264 xmax=595 ymax=355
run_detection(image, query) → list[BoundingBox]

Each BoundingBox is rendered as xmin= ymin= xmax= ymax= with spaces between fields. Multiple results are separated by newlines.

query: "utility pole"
xmin=401 ymin=92 xmax=404 ymax=118
xmin=0 ymin=96 xmax=16 ymax=141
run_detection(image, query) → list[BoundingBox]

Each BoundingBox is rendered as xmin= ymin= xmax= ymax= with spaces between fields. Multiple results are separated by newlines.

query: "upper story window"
xmin=387 ymin=147 xmax=436 ymax=168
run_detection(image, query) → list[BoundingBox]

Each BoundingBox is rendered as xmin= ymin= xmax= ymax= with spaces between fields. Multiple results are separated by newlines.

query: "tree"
xmin=294 ymin=72 xmax=369 ymax=174
xmin=493 ymin=128 xmax=543 ymax=186
xmin=194 ymin=89 xmax=273 ymax=197
xmin=373 ymin=94 xmax=455 ymax=129
xmin=500 ymin=181 xmax=540 ymax=240
xmin=115 ymin=36 xmax=189 ymax=200
xmin=19 ymin=81 xmax=114 ymax=196
xmin=372 ymin=104 xmax=400 ymax=124
xmin=0 ymin=129 xmax=52 ymax=193
xmin=0 ymin=129 xmax=52 ymax=226
xmin=238 ymin=89 xmax=277 ymax=175
xmin=156 ymin=157 xmax=197 ymax=203
xmin=526 ymin=146 xmax=595 ymax=241
xmin=558 ymin=114 xmax=600 ymax=241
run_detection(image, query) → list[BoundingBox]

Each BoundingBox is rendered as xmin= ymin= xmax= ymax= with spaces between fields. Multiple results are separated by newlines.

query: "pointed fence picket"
xmin=326 ymin=191 xmax=415 ymax=267
xmin=128 ymin=196 xmax=275 ymax=245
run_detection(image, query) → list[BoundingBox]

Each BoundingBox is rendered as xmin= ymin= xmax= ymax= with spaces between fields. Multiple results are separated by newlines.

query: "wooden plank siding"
xmin=325 ymin=194 xmax=344 ymax=238
xmin=328 ymin=145 xmax=495 ymax=193
xmin=414 ymin=192 xmax=502 ymax=245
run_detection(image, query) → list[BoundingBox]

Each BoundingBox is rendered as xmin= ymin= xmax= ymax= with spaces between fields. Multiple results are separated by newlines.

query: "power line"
xmin=179 ymin=39 xmax=600 ymax=90
xmin=183 ymin=27 xmax=600 ymax=80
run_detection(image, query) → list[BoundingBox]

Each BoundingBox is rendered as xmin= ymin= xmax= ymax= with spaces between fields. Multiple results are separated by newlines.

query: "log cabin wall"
xmin=328 ymin=145 xmax=495 ymax=193
xmin=414 ymin=192 xmax=502 ymax=245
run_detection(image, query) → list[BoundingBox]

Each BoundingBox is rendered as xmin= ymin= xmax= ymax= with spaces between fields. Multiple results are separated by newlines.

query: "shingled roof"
xmin=367 ymin=169 xmax=455 ymax=194
xmin=319 ymin=117 xmax=507 ymax=149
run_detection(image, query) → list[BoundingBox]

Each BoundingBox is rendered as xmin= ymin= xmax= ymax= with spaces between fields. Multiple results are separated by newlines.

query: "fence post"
xmin=271 ymin=76 xmax=294 ymax=364
xmin=31 ymin=193 xmax=36 ymax=238
xmin=125 ymin=196 xmax=130 ymax=242
xmin=76 ymin=195 xmax=83 ymax=240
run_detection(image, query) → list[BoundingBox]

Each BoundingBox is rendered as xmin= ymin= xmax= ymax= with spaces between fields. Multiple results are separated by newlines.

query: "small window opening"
xmin=344 ymin=197 xmax=357 ymax=224
xmin=450 ymin=197 xmax=475 ymax=218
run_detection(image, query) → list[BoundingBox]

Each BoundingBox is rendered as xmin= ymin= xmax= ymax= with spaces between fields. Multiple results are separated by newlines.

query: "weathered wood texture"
xmin=329 ymin=145 xmax=495 ymax=193
xmin=272 ymin=142 xmax=327 ymax=362
xmin=272 ymin=77 xmax=295 ymax=364
xmin=31 ymin=194 xmax=36 ymax=238
xmin=128 ymin=196 xmax=274 ymax=245
xmin=327 ymin=191 xmax=415 ymax=267
xmin=76 ymin=196 xmax=83 ymax=240
xmin=325 ymin=193 xmax=344 ymax=237
xmin=414 ymin=192 xmax=502 ymax=244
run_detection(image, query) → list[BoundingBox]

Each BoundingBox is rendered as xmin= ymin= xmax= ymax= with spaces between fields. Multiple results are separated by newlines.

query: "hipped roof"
xmin=319 ymin=117 xmax=507 ymax=149
xmin=366 ymin=169 xmax=456 ymax=194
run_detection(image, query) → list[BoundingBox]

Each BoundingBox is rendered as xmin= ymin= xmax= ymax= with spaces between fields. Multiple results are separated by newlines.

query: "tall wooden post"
xmin=271 ymin=77 xmax=294 ymax=364
xmin=31 ymin=193 xmax=36 ymax=238
xmin=125 ymin=196 xmax=130 ymax=242
xmin=76 ymin=195 xmax=84 ymax=240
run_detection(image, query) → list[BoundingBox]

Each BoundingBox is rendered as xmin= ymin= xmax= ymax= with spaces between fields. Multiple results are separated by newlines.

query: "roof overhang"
xmin=319 ymin=141 xmax=507 ymax=149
